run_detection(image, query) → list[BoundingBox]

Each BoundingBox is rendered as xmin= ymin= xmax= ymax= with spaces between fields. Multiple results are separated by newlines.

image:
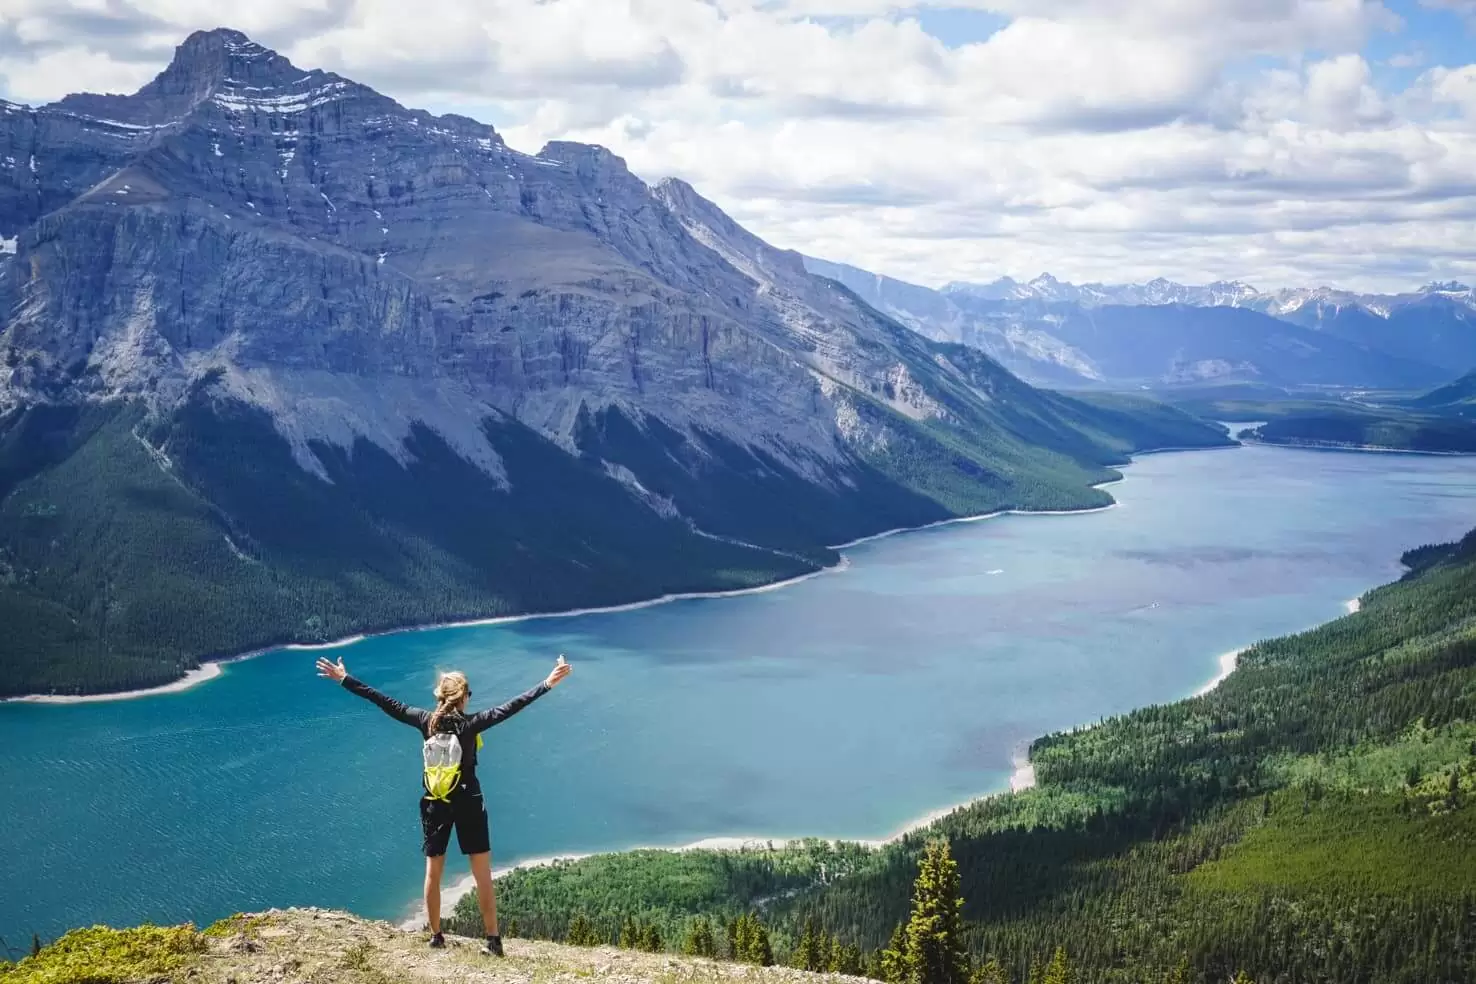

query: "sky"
xmin=2 ymin=1 xmax=1476 ymax=293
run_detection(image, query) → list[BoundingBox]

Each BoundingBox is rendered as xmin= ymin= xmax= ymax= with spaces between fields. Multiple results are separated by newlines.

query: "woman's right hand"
xmin=316 ymin=656 xmax=348 ymax=682
xmin=545 ymin=655 xmax=572 ymax=689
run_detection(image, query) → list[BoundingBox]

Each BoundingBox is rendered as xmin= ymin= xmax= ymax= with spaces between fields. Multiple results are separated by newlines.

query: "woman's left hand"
xmin=316 ymin=656 xmax=348 ymax=682
xmin=545 ymin=655 xmax=572 ymax=689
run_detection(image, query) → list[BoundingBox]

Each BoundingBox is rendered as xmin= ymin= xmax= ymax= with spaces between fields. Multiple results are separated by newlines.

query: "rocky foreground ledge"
xmin=0 ymin=908 xmax=867 ymax=984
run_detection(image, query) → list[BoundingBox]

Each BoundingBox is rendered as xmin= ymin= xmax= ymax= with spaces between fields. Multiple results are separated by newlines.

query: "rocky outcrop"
xmin=0 ymin=29 xmax=975 ymax=484
xmin=1 ymin=908 xmax=871 ymax=984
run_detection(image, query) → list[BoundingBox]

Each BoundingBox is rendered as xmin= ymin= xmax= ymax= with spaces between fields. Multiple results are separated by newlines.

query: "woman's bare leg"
xmin=469 ymin=852 xmax=498 ymax=936
xmin=425 ymin=855 xmax=447 ymax=934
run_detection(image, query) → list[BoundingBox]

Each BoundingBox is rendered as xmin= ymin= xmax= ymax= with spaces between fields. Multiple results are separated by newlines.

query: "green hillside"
xmin=0 ymin=400 xmax=813 ymax=698
xmin=462 ymin=530 xmax=1476 ymax=983
xmin=1409 ymin=368 xmax=1476 ymax=417
xmin=1165 ymin=390 xmax=1476 ymax=453
xmin=0 ymin=379 xmax=1226 ymax=698
xmin=1245 ymin=411 xmax=1476 ymax=452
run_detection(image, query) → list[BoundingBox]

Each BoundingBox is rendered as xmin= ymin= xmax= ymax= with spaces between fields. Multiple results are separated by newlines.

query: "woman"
xmin=316 ymin=653 xmax=572 ymax=955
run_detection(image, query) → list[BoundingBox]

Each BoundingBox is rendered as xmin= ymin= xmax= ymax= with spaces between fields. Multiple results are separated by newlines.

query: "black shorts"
xmin=420 ymin=788 xmax=491 ymax=858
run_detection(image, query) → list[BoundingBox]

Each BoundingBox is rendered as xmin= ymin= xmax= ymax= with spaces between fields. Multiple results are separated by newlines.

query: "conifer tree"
xmin=733 ymin=915 xmax=754 ymax=962
xmin=880 ymin=924 xmax=910 ymax=984
xmin=726 ymin=918 xmax=741 ymax=961
xmin=619 ymin=916 xmax=640 ymax=950
xmin=867 ymin=947 xmax=888 ymax=981
xmin=970 ymin=957 xmax=1009 ymax=984
xmin=684 ymin=917 xmax=716 ymax=958
xmin=832 ymin=941 xmax=865 ymax=976
xmin=903 ymin=841 xmax=970 ymax=984
xmin=759 ymin=925 xmax=776 ymax=967
xmin=731 ymin=914 xmax=774 ymax=967
xmin=1041 ymin=947 xmax=1072 ymax=984
xmin=566 ymin=914 xmax=598 ymax=947
xmin=791 ymin=921 xmax=812 ymax=970
xmin=641 ymin=923 xmax=664 ymax=953
xmin=749 ymin=917 xmax=775 ymax=967
xmin=1161 ymin=958 xmax=1189 ymax=984
xmin=794 ymin=919 xmax=824 ymax=972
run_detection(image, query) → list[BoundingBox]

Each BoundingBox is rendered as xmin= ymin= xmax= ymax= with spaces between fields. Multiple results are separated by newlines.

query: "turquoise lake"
xmin=2 ymin=443 xmax=1475 ymax=945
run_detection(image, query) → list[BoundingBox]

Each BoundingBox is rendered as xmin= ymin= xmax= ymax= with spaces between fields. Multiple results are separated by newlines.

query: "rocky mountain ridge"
xmin=0 ymin=28 xmax=1227 ymax=697
xmin=943 ymin=273 xmax=1263 ymax=310
xmin=942 ymin=272 xmax=1476 ymax=315
xmin=1 ymin=28 xmax=830 ymax=478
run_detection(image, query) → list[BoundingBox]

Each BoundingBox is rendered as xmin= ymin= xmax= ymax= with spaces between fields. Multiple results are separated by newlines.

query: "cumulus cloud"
xmin=0 ymin=0 xmax=1472 ymax=291
xmin=1425 ymin=64 xmax=1476 ymax=116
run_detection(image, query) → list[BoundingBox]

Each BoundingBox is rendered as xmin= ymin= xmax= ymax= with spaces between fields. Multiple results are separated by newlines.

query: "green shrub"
xmin=1 ymin=924 xmax=203 ymax=984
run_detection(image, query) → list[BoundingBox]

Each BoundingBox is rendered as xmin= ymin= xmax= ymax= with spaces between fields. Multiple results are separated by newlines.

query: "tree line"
xmin=461 ymin=526 xmax=1476 ymax=982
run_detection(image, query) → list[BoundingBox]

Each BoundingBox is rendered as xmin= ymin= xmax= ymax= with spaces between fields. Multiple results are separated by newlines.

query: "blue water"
xmin=2 ymin=444 xmax=1474 ymax=945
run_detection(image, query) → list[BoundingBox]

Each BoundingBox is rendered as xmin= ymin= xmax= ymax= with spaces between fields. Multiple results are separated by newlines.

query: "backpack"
xmin=422 ymin=727 xmax=485 ymax=801
xmin=422 ymin=732 xmax=463 ymax=802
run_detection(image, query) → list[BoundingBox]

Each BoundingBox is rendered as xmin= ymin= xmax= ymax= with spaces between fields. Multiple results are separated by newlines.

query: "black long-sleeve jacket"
xmin=341 ymin=674 xmax=550 ymax=784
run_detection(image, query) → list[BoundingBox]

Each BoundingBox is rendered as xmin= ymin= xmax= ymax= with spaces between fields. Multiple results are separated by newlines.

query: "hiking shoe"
xmin=484 ymin=935 xmax=504 ymax=957
xmin=428 ymin=933 xmax=445 ymax=949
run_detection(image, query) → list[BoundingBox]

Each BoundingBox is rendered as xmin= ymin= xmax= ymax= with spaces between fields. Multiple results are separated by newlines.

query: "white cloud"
xmin=1426 ymin=64 xmax=1476 ymax=116
xmin=0 ymin=0 xmax=1473 ymax=291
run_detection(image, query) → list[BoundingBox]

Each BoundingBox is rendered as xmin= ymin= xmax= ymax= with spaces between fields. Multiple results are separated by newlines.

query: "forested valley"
xmin=455 ymin=528 xmax=1476 ymax=983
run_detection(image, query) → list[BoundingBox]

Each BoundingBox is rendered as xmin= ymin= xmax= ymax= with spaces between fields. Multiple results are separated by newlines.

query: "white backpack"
xmin=423 ymin=732 xmax=463 ymax=802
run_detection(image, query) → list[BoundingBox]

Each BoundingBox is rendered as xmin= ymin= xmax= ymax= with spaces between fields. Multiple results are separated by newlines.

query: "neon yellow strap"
xmin=424 ymin=765 xmax=461 ymax=802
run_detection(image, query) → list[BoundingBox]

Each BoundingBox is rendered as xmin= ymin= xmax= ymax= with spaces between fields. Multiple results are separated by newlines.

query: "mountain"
xmin=801 ymin=257 xmax=1108 ymax=386
xmin=0 ymin=30 xmax=1227 ymax=697
xmin=944 ymin=273 xmax=1262 ymax=309
xmin=945 ymin=273 xmax=1476 ymax=322
xmin=1266 ymin=285 xmax=1476 ymax=374
xmin=802 ymin=257 xmax=1446 ymax=390
xmin=1409 ymin=367 xmax=1476 ymax=417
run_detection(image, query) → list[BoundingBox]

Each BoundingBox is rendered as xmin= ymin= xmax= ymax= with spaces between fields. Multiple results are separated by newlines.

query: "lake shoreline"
xmin=404 ymin=742 xmax=1045 ymax=930
xmin=7 ymin=442 xmax=1218 ymax=705
xmin=409 ymin=586 xmax=1371 ymax=929
xmin=1241 ymin=437 xmax=1476 ymax=457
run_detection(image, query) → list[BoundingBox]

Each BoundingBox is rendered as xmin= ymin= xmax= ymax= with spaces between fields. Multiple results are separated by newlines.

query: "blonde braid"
xmin=428 ymin=671 xmax=470 ymax=733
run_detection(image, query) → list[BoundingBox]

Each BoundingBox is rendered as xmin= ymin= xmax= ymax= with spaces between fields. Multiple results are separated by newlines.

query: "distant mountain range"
xmin=803 ymin=259 xmax=1476 ymax=390
xmin=0 ymin=29 xmax=1226 ymax=696
xmin=942 ymin=272 xmax=1476 ymax=315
